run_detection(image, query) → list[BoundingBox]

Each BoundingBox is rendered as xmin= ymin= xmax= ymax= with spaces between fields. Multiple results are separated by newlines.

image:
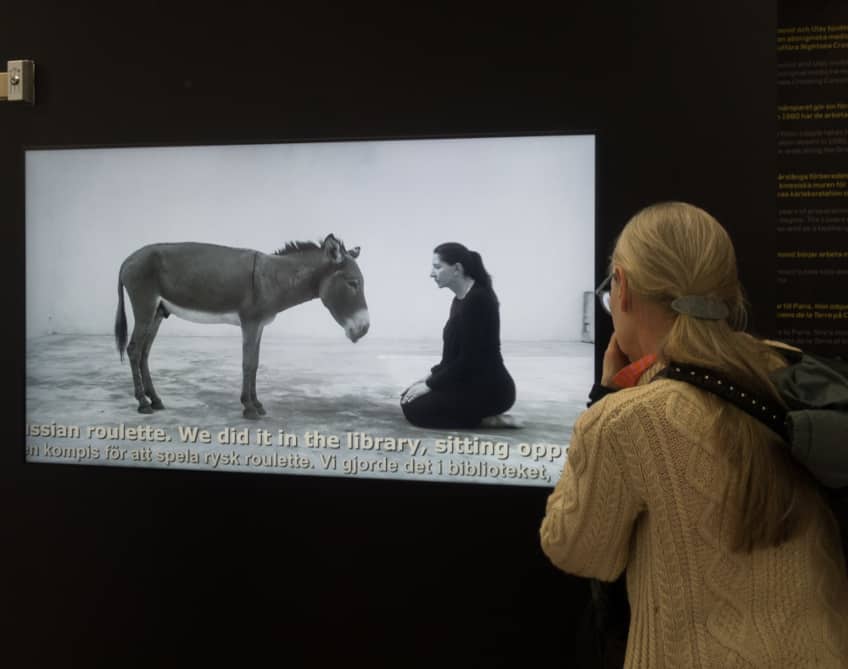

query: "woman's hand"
xmin=401 ymin=377 xmax=427 ymax=397
xmin=601 ymin=332 xmax=630 ymax=387
xmin=401 ymin=381 xmax=431 ymax=404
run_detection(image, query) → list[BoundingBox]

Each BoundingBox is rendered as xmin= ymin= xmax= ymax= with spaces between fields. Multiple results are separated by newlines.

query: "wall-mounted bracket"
xmin=1 ymin=60 xmax=35 ymax=104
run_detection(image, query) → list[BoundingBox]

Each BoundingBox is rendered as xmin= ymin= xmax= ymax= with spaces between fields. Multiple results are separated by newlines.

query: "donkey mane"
xmin=272 ymin=240 xmax=322 ymax=256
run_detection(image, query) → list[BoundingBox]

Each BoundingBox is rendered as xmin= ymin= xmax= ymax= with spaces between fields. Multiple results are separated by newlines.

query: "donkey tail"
xmin=115 ymin=277 xmax=128 ymax=361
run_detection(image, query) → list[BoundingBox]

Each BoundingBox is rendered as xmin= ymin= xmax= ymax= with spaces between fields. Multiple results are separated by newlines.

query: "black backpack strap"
xmin=658 ymin=364 xmax=789 ymax=441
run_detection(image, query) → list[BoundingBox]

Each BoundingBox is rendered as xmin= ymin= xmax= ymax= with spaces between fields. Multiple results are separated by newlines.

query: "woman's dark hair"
xmin=433 ymin=242 xmax=493 ymax=291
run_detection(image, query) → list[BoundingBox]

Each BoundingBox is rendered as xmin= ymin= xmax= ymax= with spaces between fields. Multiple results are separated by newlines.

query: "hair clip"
xmin=671 ymin=295 xmax=729 ymax=320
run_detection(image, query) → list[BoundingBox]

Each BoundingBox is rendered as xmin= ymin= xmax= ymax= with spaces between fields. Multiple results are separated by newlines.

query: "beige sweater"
xmin=540 ymin=367 xmax=848 ymax=668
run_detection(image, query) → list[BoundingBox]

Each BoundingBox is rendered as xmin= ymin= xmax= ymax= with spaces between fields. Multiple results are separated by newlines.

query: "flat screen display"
xmin=25 ymin=134 xmax=595 ymax=486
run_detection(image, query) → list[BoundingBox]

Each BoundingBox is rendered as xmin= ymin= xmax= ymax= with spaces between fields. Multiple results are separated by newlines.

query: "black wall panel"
xmin=3 ymin=3 xmax=775 ymax=666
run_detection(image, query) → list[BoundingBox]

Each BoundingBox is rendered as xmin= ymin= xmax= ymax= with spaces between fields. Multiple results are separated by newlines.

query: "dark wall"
xmin=3 ymin=3 xmax=775 ymax=667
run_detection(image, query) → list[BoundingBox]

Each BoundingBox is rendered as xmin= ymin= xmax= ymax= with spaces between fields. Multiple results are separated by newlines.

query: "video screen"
xmin=25 ymin=134 xmax=595 ymax=486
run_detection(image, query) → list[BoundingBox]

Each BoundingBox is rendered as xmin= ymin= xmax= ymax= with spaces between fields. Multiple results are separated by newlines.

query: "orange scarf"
xmin=610 ymin=353 xmax=658 ymax=389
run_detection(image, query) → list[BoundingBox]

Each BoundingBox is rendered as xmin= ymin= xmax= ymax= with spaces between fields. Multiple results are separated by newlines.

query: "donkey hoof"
xmin=256 ymin=404 xmax=267 ymax=416
xmin=150 ymin=400 xmax=165 ymax=410
xmin=138 ymin=404 xmax=154 ymax=414
xmin=243 ymin=408 xmax=260 ymax=420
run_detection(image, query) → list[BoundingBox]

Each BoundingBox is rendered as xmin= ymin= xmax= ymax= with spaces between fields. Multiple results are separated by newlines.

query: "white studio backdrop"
xmin=26 ymin=135 xmax=595 ymax=342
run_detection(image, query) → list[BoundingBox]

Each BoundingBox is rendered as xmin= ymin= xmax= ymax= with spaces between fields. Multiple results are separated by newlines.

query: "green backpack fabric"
xmin=769 ymin=350 xmax=848 ymax=490
xmin=663 ymin=347 xmax=848 ymax=562
xmin=662 ymin=347 xmax=848 ymax=491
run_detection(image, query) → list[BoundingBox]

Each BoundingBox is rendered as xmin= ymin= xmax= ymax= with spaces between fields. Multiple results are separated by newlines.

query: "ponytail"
xmin=466 ymin=251 xmax=493 ymax=291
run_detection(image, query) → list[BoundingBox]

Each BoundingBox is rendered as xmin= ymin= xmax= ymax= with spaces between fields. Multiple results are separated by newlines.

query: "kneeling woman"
xmin=401 ymin=242 xmax=516 ymax=429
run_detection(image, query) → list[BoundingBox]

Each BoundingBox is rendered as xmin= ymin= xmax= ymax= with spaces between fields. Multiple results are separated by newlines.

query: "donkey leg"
xmin=126 ymin=295 xmax=159 ymax=414
xmin=240 ymin=321 xmax=263 ymax=419
xmin=251 ymin=326 xmax=267 ymax=416
xmin=127 ymin=320 xmax=155 ymax=414
xmin=140 ymin=306 xmax=166 ymax=410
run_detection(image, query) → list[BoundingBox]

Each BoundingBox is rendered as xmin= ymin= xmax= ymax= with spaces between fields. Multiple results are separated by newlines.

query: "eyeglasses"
xmin=595 ymin=274 xmax=613 ymax=315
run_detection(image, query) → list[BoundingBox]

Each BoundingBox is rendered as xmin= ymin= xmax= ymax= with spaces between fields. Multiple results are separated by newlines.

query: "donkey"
xmin=114 ymin=234 xmax=369 ymax=418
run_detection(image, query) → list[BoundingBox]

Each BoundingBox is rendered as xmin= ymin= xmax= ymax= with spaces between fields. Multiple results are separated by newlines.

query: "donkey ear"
xmin=348 ymin=246 xmax=360 ymax=258
xmin=323 ymin=234 xmax=344 ymax=264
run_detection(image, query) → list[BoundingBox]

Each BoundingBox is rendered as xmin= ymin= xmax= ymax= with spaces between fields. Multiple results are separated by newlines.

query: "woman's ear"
xmin=454 ymin=262 xmax=464 ymax=277
xmin=614 ymin=267 xmax=631 ymax=312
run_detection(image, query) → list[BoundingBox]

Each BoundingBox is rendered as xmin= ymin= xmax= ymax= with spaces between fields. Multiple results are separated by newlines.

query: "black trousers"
xmin=401 ymin=375 xmax=515 ymax=429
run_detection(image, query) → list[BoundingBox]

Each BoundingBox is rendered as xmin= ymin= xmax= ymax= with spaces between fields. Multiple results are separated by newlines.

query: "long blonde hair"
xmin=612 ymin=202 xmax=816 ymax=551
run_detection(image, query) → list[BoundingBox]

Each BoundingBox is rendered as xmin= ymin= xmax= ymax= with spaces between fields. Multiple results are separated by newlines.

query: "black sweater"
xmin=426 ymin=282 xmax=510 ymax=392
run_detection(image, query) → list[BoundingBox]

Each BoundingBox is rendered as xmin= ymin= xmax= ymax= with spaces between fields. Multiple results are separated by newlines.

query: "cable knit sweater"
xmin=540 ymin=364 xmax=848 ymax=668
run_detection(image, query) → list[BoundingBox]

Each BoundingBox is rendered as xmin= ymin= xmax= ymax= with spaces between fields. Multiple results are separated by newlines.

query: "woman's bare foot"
xmin=479 ymin=413 xmax=522 ymax=429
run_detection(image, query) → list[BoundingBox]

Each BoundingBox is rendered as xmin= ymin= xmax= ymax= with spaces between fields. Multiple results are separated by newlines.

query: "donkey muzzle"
xmin=344 ymin=309 xmax=370 ymax=343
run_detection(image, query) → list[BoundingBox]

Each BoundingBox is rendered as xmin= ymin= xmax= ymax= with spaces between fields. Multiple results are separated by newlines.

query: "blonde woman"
xmin=540 ymin=202 xmax=848 ymax=667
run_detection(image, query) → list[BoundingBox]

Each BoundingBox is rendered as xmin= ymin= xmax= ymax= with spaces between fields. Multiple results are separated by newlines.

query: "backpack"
xmin=769 ymin=347 xmax=848 ymax=490
xmin=662 ymin=345 xmax=848 ymax=491
xmin=661 ymin=344 xmax=848 ymax=560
